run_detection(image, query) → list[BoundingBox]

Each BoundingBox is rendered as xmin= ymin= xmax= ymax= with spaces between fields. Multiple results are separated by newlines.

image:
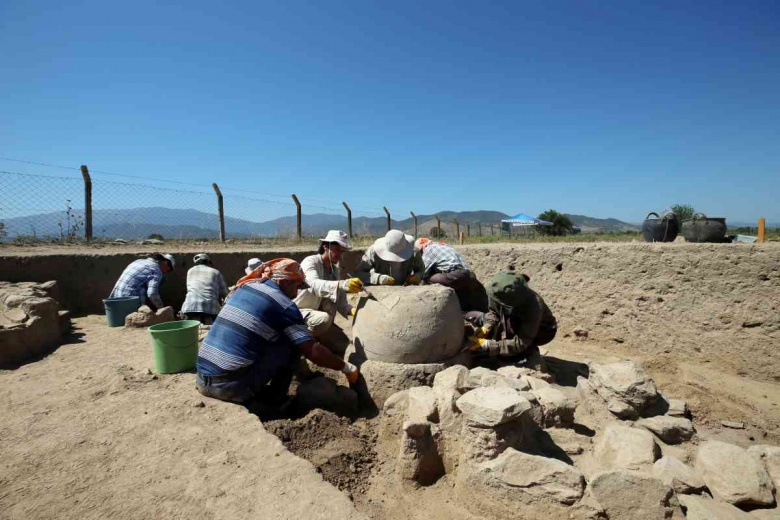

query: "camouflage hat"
xmin=486 ymin=270 xmax=529 ymax=307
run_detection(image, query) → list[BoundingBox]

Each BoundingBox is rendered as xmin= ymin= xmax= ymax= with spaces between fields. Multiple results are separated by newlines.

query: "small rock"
xmin=572 ymin=327 xmax=589 ymax=340
xmin=593 ymin=424 xmax=659 ymax=471
xmin=722 ymin=420 xmax=746 ymax=429
xmin=456 ymin=387 xmax=532 ymax=427
xmin=192 ymin=400 xmax=206 ymax=408
xmin=523 ymin=376 xmax=550 ymax=390
xmin=466 ymin=367 xmax=499 ymax=388
xmin=666 ymin=398 xmax=689 ymax=418
xmin=383 ymin=389 xmax=410 ymax=416
xmin=637 ymin=416 xmax=695 ymax=444
xmin=678 ymin=494 xmax=751 ymax=519
xmin=589 ymin=470 xmax=677 ymax=520
xmin=652 ymin=456 xmax=706 ymax=494
xmin=696 ymin=440 xmax=775 ymax=507
xmin=588 ymin=360 xmax=659 ymax=419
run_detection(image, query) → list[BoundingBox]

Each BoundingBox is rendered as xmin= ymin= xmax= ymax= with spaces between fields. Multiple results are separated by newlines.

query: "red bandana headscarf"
xmin=235 ymin=258 xmax=305 ymax=289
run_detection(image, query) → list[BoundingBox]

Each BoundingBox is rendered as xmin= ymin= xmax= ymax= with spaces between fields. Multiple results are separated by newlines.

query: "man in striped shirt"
xmin=196 ymin=258 xmax=358 ymax=406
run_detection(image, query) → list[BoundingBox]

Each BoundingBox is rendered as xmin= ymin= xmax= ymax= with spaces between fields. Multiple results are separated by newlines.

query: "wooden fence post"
xmin=383 ymin=207 xmax=391 ymax=232
xmin=467 ymin=223 xmax=471 ymax=237
xmin=212 ymin=183 xmax=226 ymax=242
xmin=342 ymin=202 xmax=352 ymax=238
xmin=478 ymin=222 xmax=482 ymax=237
xmin=80 ymin=165 xmax=93 ymax=241
xmin=435 ymin=216 xmax=441 ymax=239
xmin=758 ymin=218 xmax=766 ymax=243
xmin=453 ymin=219 xmax=460 ymax=239
xmin=291 ymin=194 xmax=302 ymax=240
xmin=410 ymin=211 xmax=417 ymax=238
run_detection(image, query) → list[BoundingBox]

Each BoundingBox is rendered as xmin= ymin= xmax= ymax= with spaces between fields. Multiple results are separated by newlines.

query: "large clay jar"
xmin=681 ymin=213 xmax=728 ymax=243
xmin=641 ymin=211 xmax=679 ymax=242
xmin=352 ymin=285 xmax=464 ymax=364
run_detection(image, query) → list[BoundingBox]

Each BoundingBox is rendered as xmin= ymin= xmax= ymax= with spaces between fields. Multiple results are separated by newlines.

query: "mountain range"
xmin=2 ymin=207 xmax=640 ymax=240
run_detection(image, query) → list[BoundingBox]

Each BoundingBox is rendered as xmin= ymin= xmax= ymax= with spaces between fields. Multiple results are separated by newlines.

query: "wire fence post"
xmin=453 ymin=218 xmax=460 ymax=239
xmin=410 ymin=211 xmax=417 ymax=238
xmin=80 ymin=165 xmax=93 ymax=241
xmin=342 ymin=202 xmax=352 ymax=238
xmin=490 ymin=224 xmax=495 ymax=236
xmin=478 ymin=222 xmax=482 ymax=236
xmin=466 ymin=223 xmax=470 ymax=237
xmin=758 ymin=218 xmax=766 ymax=243
xmin=435 ymin=215 xmax=441 ymax=239
xmin=383 ymin=206 xmax=391 ymax=232
xmin=211 ymin=183 xmax=226 ymax=242
xmin=291 ymin=194 xmax=302 ymax=240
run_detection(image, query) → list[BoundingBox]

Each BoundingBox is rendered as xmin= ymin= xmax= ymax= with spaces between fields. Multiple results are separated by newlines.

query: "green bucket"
xmin=103 ymin=296 xmax=140 ymax=327
xmin=148 ymin=320 xmax=201 ymax=374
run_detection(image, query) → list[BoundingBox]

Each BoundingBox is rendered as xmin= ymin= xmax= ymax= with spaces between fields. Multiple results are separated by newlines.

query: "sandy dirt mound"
xmin=265 ymin=410 xmax=377 ymax=500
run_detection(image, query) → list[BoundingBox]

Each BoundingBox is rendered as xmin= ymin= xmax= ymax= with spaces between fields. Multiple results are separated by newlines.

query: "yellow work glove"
xmin=342 ymin=362 xmax=360 ymax=385
xmin=340 ymin=277 xmax=363 ymax=294
xmin=474 ymin=326 xmax=491 ymax=339
xmin=349 ymin=307 xmax=357 ymax=317
xmin=466 ymin=336 xmax=489 ymax=352
xmin=378 ymin=275 xmax=396 ymax=286
xmin=405 ymin=274 xmax=421 ymax=285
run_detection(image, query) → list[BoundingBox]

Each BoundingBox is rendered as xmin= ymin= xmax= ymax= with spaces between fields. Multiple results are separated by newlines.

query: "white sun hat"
xmin=318 ymin=230 xmax=351 ymax=249
xmin=374 ymin=229 xmax=413 ymax=262
xmin=162 ymin=253 xmax=176 ymax=270
xmin=245 ymin=257 xmax=263 ymax=274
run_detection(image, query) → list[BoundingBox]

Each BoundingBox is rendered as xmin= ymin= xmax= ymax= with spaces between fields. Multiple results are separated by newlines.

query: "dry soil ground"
xmin=1 ymin=241 xmax=778 ymax=519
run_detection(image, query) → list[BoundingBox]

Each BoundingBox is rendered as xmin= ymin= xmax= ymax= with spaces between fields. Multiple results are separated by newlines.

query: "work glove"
xmin=466 ymin=336 xmax=489 ymax=352
xmin=405 ymin=274 xmax=421 ymax=285
xmin=378 ymin=275 xmax=396 ymax=286
xmin=474 ymin=326 xmax=491 ymax=339
xmin=340 ymin=277 xmax=363 ymax=293
xmin=342 ymin=362 xmax=360 ymax=385
xmin=349 ymin=307 xmax=357 ymax=317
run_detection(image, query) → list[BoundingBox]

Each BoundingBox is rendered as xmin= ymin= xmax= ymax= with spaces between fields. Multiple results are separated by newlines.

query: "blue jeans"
xmin=196 ymin=350 xmax=298 ymax=404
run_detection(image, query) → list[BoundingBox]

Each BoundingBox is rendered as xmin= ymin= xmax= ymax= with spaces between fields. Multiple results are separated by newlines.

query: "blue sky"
xmin=1 ymin=0 xmax=778 ymax=224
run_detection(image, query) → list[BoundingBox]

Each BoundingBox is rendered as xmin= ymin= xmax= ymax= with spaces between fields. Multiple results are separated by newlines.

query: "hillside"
xmin=1 ymin=207 xmax=638 ymax=239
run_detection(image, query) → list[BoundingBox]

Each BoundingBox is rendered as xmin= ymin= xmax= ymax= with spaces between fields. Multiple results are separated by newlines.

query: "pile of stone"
xmin=124 ymin=305 xmax=175 ymax=328
xmin=0 ymin=281 xmax=71 ymax=366
xmin=377 ymin=360 xmax=779 ymax=519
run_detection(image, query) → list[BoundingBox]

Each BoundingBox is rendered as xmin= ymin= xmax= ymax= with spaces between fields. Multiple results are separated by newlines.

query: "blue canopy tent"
xmin=501 ymin=213 xmax=553 ymax=236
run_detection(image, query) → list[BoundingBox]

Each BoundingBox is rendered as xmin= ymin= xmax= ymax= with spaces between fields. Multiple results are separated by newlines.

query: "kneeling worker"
xmin=180 ymin=253 xmax=228 ymax=325
xmin=196 ymin=258 xmax=359 ymax=405
xmin=464 ymin=270 xmax=557 ymax=369
xmin=355 ymin=229 xmax=424 ymax=286
xmin=109 ymin=253 xmax=175 ymax=311
xmin=294 ymin=230 xmax=363 ymax=337
xmin=415 ymin=237 xmax=487 ymax=312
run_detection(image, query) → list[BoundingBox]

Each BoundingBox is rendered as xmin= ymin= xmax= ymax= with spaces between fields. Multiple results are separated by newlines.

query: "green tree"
xmin=671 ymin=204 xmax=695 ymax=221
xmin=538 ymin=209 xmax=574 ymax=236
xmin=148 ymin=233 xmax=164 ymax=240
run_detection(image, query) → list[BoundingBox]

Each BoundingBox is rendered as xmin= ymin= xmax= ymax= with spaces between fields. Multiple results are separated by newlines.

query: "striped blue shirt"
xmin=197 ymin=279 xmax=313 ymax=377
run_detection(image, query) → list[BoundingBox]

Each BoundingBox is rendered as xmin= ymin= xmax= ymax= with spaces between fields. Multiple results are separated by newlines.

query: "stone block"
xmin=432 ymin=365 xmax=469 ymax=393
xmin=471 ymin=448 xmax=585 ymax=505
xmin=396 ymin=421 xmax=444 ymax=486
xmin=652 ymin=456 xmax=706 ymax=494
xmin=124 ymin=306 xmax=175 ymax=328
xmin=406 ymin=386 xmax=438 ymax=423
xmin=589 ymin=470 xmax=678 ymax=520
xmin=748 ymin=445 xmax=780 ymax=491
xmin=456 ymin=387 xmax=532 ymax=427
xmin=696 ymin=440 xmax=775 ymax=507
xmin=678 ymin=494 xmax=751 ymax=520
xmin=532 ymin=386 xmax=576 ymax=428
xmin=637 ymin=416 xmax=695 ymax=444
xmin=593 ymin=424 xmax=660 ymax=471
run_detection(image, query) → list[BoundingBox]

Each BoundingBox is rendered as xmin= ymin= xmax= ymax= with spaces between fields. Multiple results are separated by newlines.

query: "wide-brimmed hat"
xmin=374 ymin=229 xmax=413 ymax=262
xmin=193 ymin=253 xmax=210 ymax=265
xmin=319 ymin=230 xmax=351 ymax=249
xmin=162 ymin=253 xmax=175 ymax=270
xmin=245 ymin=257 xmax=263 ymax=275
